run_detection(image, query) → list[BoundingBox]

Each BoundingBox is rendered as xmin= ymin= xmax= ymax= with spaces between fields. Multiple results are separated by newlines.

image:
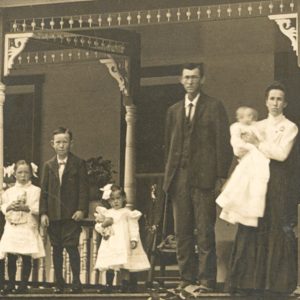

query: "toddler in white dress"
xmin=216 ymin=107 xmax=270 ymax=227
xmin=94 ymin=184 xmax=150 ymax=292
xmin=0 ymin=160 xmax=45 ymax=294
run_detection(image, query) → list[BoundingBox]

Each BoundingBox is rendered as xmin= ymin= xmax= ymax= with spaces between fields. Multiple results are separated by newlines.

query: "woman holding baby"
xmin=224 ymin=82 xmax=299 ymax=299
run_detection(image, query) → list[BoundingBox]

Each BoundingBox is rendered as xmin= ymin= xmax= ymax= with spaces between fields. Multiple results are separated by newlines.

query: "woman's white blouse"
xmin=257 ymin=114 xmax=298 ymax=162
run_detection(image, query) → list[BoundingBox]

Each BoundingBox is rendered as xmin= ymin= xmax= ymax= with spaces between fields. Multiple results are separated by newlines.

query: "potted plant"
xmin=86 ymin=156 xmax=116 ymax=216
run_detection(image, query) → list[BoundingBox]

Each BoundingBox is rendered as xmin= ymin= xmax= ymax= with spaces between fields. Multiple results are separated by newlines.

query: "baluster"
xmin=4 ymin=257 xmax=8 ymax=281
xmin=62 ymin=249 xmax=67 ymax=283
xmin=38 ymin=227 xmax=47 ymax=282
xmin=49 ymin=247 xmax=55 ymax=282
xmin=79 ymin=228 xmax=84 ymax=283
xmin=80 ymin=226 xmax=89 ymax=284
xmin=91 ymin=228 xmax=99 ymax=284
xmin=16 ymin=256 xmax=22 ymax=281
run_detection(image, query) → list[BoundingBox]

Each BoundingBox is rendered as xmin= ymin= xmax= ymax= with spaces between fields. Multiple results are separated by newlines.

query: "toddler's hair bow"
xmin=100 ymin=183 xmax=113 ymax=200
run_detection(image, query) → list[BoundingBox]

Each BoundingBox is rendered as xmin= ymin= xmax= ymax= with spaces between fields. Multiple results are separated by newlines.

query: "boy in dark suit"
xmin=40 ymin=127 xmax=89 ymax=294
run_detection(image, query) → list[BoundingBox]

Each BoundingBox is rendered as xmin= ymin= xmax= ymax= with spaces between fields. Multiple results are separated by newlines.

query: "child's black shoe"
xmin=121 ymin=280 xmax=130 ymax=293
xmin=2 ymin=286 xmax=16 ymax=295
xmin=15 ymin=285 xmax=29 ymax=294
xmin=99 ymin=284 xmax=113 ymax=293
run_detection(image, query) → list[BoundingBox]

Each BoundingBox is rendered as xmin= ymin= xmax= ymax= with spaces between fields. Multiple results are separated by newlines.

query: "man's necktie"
xmin=186 ymin=103 xmax=193 ymax=124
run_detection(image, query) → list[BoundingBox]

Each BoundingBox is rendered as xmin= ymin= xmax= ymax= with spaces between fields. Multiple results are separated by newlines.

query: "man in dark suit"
xmin=40 ymin=127 xmax=89 ymax=294
xmin=163 ymin=63 xmax=232 ymax=293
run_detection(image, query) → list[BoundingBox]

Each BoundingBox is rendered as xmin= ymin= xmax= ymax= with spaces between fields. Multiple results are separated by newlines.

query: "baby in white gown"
xmin=216 ymin=107 xmax=270 ymax=227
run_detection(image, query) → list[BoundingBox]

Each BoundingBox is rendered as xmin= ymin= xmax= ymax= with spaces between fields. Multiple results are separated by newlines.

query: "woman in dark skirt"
xmin=226 ymin=82 xmax=299 ymax=299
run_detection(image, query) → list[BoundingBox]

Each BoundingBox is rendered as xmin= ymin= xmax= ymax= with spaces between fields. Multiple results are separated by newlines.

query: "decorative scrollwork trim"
xmin=4 ymin=33 xmax=34 ymax=76
xmin=99 ymin=56 xmax=129 ymax=96
xmin=268 ymin=13 xmax=298 ymax=56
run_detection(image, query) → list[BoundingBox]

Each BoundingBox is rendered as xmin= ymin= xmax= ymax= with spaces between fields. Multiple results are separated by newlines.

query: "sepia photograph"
xmin=0 ymin=0 xmax=299 ymax=299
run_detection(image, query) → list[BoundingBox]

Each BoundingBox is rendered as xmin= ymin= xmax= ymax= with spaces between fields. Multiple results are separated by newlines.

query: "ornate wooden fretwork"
xmin=268 ymin=13 xmax=298 ymax=55
xmin=32 ymin=32 xmax=127 ymax=54
xmin=100 ymin=55 xmax=129 ymax=96
xmin=4 ymin=33 xmax=33 ymax=76
xmin=4 ymin=32 xmax=128 ymax=76
xmin=7 ymin=0 xmax=297 ymax=32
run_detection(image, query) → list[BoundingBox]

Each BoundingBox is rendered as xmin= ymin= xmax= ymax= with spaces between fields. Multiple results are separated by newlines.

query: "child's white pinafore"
xmin=0 ymin=182 xmax=45 ymax=259
xmin=94 ymin=207 xmax=150 ymax=272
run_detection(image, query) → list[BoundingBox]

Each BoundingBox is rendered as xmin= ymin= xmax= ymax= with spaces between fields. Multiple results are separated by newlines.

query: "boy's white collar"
xmin=57 ymin=156 xmax=68 ymax=164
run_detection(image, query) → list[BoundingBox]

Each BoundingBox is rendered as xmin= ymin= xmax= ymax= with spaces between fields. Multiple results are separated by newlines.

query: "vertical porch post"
xmin=0 ymin=83 xmax=4 ymax=192
xmin=0 ymin=10 xmax=5 ymax=194
xmin=100 ymin=57 xmax=137 ymax=208
xmin=124 ymin=103 xmax=136 ymax=208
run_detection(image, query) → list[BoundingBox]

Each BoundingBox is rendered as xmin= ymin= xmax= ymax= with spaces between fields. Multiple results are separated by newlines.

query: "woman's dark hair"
xmin=52 ymin=127 xmax=73 ymax=140
xmin=14 ymin=160 xmax=32 ymax=176
xmin=264 ymin=81 xmax=287 ymax=101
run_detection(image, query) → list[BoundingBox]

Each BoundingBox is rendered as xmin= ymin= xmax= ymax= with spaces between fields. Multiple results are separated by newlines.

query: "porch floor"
xmin=0 ymin=288 xmax=298 ymax=300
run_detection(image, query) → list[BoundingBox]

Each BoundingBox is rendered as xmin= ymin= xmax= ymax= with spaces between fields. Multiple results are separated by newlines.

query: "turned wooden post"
xmin=0 ymin=83 xmax=5 ymax=193
xmin=124 ymin=103 xmax=137 ymax=208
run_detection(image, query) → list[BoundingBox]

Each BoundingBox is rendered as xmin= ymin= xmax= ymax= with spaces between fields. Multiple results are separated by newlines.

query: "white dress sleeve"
xmin=1 ymin=190 xmax=10 ymax=215
xmin=230 ymin=123 xmax=255 ymax=157
xmin=127 ymin=210 xmax=142 ymax=242
xmin=28 ymin=186 xmax=41 ymax=215
xmin=94 ymin=206 xmax=108 ymax=234
xmin=258 ymin=122 xmax=298 ymax=161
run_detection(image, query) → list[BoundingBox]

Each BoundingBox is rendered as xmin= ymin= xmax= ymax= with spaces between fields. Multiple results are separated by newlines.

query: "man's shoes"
xmin=179 ymin=284 xmax=213 ymax=298
xmin=168 ymin=281 xmax=193 ymax=294
xmin=53 ymin=286 xmax=64 ymax=294
xmin=194 ymin=284 xmax=213 ymax=293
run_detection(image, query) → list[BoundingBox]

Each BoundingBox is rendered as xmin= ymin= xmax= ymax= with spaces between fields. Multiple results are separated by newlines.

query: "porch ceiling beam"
xmin=0 ymin=0 xmax=94 ymax=8
xmin=6 ymin=1 xmax=298 ymax=33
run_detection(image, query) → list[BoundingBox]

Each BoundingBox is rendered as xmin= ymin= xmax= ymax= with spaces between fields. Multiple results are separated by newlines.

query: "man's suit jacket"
xmin=40 ymin=152 xmax=89 ymax=221
xmin=163 ymin=92 xmax=232 ymax=192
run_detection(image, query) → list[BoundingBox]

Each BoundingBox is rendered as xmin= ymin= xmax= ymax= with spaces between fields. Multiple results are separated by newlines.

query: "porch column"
xmin=124 ymin=104 xmax=136 ymax=208
xmin=0 ymin=82 xmax=5 ymax=193
xmin=100 ymin=57 xmax=137 ymax=207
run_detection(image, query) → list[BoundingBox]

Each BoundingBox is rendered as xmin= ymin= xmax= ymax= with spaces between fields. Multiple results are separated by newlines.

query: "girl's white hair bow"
xmin=100 ymin=183 xmax=113 ymax=200
xmin=31 ymin=162 xmax=38 ymax=178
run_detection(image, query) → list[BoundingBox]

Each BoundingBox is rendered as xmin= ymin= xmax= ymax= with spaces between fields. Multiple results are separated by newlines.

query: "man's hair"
xmin=181 ymin=63 xmax=204 ymax=78
xmin=264 ymin=81 xmax=287 ymax=101
xmin=52 ymin=127 xmax=73 ymax=140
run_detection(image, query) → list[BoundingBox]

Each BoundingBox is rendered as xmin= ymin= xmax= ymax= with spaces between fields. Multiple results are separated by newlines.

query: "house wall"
xmin=138 ymin=18 xmax=276 ymax=121
xmin=12 ymin=62 xmax=122 ymax=182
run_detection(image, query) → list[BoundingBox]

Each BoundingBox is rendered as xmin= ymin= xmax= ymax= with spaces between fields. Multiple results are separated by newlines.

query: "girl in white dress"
xmin=216 ymin=107 xmax=270 ymax=227
xmin=0 ymin=160 xmax=45 ymax=294
xmin=94 ymin=184 xmax=150 ymax=292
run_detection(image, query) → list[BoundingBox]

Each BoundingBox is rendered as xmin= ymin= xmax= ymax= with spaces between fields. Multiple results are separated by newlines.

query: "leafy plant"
xmin=86 ymin=156 xmax=116 ymax=189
